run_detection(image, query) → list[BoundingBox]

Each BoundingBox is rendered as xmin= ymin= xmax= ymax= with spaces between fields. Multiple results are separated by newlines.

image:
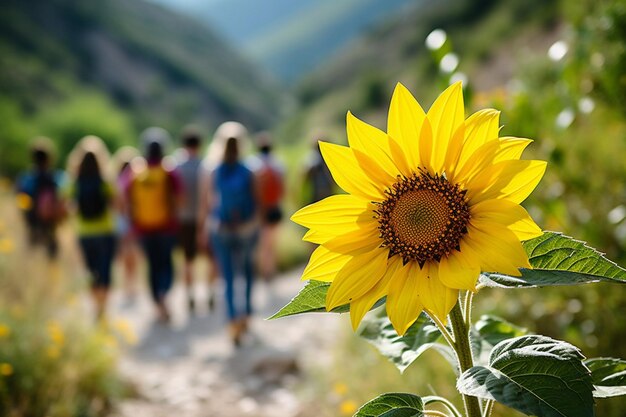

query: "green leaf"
xmin=474 ymin=315 xmax=527 ymax=346
xmin=270 ymin=280 xmax=385 ymax=319
xmin=354 ymin=393 xmax=423 ymax=417
xmin=358 ymin=312 xmax=455 ymax=373
xmin=457 ymin=335 xmax=594 ymax=417
xmin=471 ymin=315 xmax=527 ymax=364
xmin=480 ymin=232 xmax=626 ymax=288
xmin=269 ymin=280 xmax=343 ymax=319
xmin=585 ymin=357 xmax=626 ymax=398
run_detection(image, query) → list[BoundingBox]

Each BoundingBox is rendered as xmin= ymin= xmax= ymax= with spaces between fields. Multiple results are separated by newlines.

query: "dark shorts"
xmin=262 ymin=206 xmax=283 ymax=225
xmin=178 ymin=222 xmax=198 ymax=260
xmin=79 ymin=234 xmax=116 ymax=289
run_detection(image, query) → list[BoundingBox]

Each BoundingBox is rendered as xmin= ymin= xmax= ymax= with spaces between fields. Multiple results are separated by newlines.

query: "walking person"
xmin=248 ymin=131 xmax=285 ymax=281
xmin=16 ymin=138 xmax=66 ymax=260
xmin=303 ymin=136 xmax=334 ymax=204
xmin=198 ymin=122 xmax=259 ymax=346
xmin=175 ymin=126 xmax=211 ymax=313
xmin=65 ymin=136 xmax=117 ymax=320
xmin=112 ymin=146 xmax=141 ymax=303
xmin=127 ymin=128 xmax=182 ymax=323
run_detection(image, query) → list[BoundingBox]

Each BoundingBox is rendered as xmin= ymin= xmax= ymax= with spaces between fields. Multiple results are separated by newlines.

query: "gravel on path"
xmin=108 ymin=268 xmax=342 ymax=417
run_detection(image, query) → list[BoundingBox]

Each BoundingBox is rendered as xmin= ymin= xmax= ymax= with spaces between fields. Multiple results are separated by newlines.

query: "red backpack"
xmin=257 ymin=163 xmax=284 ymax=208
xmin=33 ymin=172 xmax=62 ymax=223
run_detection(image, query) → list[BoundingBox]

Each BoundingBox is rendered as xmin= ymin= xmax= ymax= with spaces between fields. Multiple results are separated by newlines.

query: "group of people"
xmin=15 ymin=121 xmax=335 ymax=347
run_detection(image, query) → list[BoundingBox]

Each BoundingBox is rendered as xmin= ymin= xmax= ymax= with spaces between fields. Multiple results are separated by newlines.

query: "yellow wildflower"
xmin=47 ymin=321 xmax=65 ymax=347
xmin=16 ymin=193 xmax=32 ymax=211
xmin=0 ymin=363 xmax=13 ymax=376
xmin=0 ymin=238 xmax=14 ymax=254
xmin=339 ymin=400 xmax=358 ymax=415
xmin=0 ymin=324 xmax=10 ymax=339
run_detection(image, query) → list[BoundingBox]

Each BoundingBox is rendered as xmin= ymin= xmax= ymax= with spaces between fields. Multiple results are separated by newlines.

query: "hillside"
xmin=277 ymin=0 xmax=559 ymax=143
xmin=148 ymin=0 xmax=415 ymax=82
xmin=0 ymin=0 xmax=286 ymax=175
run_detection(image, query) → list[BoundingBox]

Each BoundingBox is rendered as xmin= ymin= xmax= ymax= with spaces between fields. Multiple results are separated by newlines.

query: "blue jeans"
xmin=79 ymin=234 xmax=116 ymax=288
xmin=211 ymin=227 xmax=258 ymax=321
xmin=141 ymin=233 xmax=176 ymax=303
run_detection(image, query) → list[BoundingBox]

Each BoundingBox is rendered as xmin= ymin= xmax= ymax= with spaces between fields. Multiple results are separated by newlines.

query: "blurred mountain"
xmin=148 ymin=0 xmax=416 ymax=82
xmin=0 ymin=0 xmax=286 ymax=134
xmin=276 ymin=0 xmax=559 ymax=143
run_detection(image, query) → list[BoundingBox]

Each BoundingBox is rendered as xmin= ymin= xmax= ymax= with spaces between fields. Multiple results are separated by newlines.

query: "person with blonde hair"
xmin=197 ymin=122 xmax=259 ymax=346
xmin=65 ymin=136 xmax=116 ymax=320
xmin=196 ymin=122 xmax=249 ymax=313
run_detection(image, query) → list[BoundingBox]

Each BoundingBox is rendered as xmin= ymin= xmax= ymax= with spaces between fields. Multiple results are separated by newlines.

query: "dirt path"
xmin=107 ymin=268 xmax=341 ymax=417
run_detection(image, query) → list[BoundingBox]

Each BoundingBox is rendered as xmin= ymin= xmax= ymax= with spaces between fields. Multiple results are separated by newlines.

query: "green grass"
xmin=0 ymin=187 xmax=129 ymax=417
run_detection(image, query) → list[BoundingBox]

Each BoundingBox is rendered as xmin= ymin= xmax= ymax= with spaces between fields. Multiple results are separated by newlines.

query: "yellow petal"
xmin=426 ymin=81 xmax=464 ymax=174
xmin=353 ymin=149 xmax=397 ymax=190
xmin=417 ymin=262 xmax=459 ymax=323
xmin=347 ymin=112 xmax=401 ymax=182
xmin=302 ymin=246 xmax=351 ymax=282
xmin=447 ymin=109 xmax=498 ymax=179
xmin=386 ymin=262 xmax=424 ymax=336
xmin=438 ymin=251 xmax=480 ymax=291
xmin=291 ymin=194 xmax=372 ymax=234
xmin=387 ymin=83 xmax=424 ymax=169
xmin=463 ymin=223 xmax=531 ymax=276
xmin=419 ymin=116 xmax=434 ymax=173
xmin=322 ymin=224 xmax=381 ymax=255
xmin=492 ymin=137 xmax=533 ymax=163
xmin=387 ymin=133 xmax=414 ymax=177
xmin=467 ymin=160 xmax=547 ymax=204
xmin=452 ymin=139 xmax=501 ymax=186
xmin=326 ymin=248 xmax=390 ymax=310
xmin=471 ymin=199 xmax=542 ymax=241
xmin=443 ymin=123 xmax=466 ymax=177
xmin=319 ymin=142 xmax=384 ymax=201
xmin=452 ymin=137 xmax=534 ymax=186
xmin=462 ymin=109 xmax=500 ymax=154
xmin=349 ymin=257 xmax=403 ymax=330
xmin=349 ymin=291 xmax=381 ymax=332
xmin=302 ymin=229 xmax=332 ymax=244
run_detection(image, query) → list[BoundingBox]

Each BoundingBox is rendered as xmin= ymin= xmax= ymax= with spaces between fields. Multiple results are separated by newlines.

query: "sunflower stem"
xmin=482 ymin=400 xmax=495 ymax=417
xmin=450 ymin=302 xmax=481 ymax=417
xmin=463 ymin=290 xmax=474 ymax=329
xmin=430 ymin=313 xmax=456 ymax=348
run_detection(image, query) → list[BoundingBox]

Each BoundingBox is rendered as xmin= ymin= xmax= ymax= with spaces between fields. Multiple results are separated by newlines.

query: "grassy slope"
xmin=0 ymin=0 xmax=285 ymax=133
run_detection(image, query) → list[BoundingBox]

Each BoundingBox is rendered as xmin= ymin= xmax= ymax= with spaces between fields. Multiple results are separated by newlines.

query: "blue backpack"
xmin=214 ymin=162 xmax=255 ymax=226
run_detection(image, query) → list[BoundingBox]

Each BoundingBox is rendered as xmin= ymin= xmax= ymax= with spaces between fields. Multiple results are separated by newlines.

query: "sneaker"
xmin=238 ymin=315 xmax=250 ymax=333
xmin=229 ymin=321 xmax=243 ymax=347
xmin=156 ymin=301 xmax=171 ymax=324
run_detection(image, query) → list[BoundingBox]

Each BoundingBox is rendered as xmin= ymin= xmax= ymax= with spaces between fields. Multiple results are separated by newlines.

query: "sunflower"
xmin=292 ymin=82 xmax=546 ymax=336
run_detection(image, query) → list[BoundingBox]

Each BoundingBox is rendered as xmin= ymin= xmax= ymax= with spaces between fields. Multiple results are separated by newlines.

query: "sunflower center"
xmin=376 ymin=170 xmax=470 ymax=265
